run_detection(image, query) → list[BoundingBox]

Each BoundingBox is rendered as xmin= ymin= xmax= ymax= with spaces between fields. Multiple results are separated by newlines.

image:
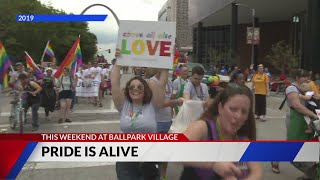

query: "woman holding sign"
xmin=180 ymin=83 xmax=263 ymax=180
xmin=112 ymin=48 xmax=168 ymax=180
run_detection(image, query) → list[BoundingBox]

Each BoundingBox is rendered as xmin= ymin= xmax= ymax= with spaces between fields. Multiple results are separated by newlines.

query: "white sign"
xmin=247 ymin=27 xmax=260 ymax=45
xmin=117 ymin=20 xmax=176 ymax=69
xmin=76 ymin=79 xmax=99 ymax=97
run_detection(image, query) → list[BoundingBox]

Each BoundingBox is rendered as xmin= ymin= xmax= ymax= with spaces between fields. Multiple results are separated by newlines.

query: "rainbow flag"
xmin=0 ymin=41 xmax=12 ymax=89
xmin=75 ymin=42 xmax=82 ymax=68
xmin=25 ymin=51 xmax=44 ymax=80
xmin=54 ymin=37 xmax=82 ymax=78
xmin=45 ymin=41 xmax=57 ymax=64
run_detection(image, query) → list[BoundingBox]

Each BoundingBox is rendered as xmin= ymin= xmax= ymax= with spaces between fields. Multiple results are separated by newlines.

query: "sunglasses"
xmin=128 ymin=85 xmax=144 ymax=91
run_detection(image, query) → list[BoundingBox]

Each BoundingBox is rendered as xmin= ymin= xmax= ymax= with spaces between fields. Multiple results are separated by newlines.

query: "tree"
xmin=207 ymin=48 xmax=232 ymax=65
xmin=265 ymin=41 xmax=299 ymax=72
xmin=0 ymin=0 xmax=97 ymax=65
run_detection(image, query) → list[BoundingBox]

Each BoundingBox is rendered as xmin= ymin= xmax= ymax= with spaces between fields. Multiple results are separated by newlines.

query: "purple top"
xmin=193 ymin=120 xmax=249 ymax=180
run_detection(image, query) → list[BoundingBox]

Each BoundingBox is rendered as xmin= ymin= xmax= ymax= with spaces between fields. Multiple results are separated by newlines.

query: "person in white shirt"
xmin=150 ymin=70 xmax=183 ymax=179
xmin=109 ymin=59 xmax=116 ymax=72
xmin=101 ymin=64 xmax=111 ymax=97
xmin=9 ymin=62 xmax=27 ymax=90
xmin=83 ymin=63 xmax=93 ymax=103
xmin=89 ymin=61 xmax=103 ymax=107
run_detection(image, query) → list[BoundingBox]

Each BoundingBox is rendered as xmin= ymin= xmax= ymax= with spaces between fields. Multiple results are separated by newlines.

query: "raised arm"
xmin=29 ymin=81 xmax=42 ymax=96
xmin=148 ymin=69 xmax=168 ymax=108
xmin=111 ymin=64 xmax=125 ymax=110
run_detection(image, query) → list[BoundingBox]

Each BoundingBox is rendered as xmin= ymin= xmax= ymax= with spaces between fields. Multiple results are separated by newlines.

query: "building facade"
xmin=159 ymin=0 xmax=192 ymax=51
xmin=189 ymin=0 xmax=320 ymax=73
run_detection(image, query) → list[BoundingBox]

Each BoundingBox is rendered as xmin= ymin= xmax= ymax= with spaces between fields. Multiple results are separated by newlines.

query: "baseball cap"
xmin=46 ymin=68 xmax=53 ymax=72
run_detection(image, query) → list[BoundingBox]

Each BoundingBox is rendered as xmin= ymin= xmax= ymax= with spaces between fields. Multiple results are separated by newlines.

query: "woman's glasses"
xmin=128 ymin=85 xmax=144 ymax=91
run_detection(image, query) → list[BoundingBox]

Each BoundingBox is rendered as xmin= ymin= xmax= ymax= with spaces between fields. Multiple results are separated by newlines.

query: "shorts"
xmin=59 ymin=90 xmax=73 ymax=99
xmin=157 ymin=121 xmax=172 ymax=133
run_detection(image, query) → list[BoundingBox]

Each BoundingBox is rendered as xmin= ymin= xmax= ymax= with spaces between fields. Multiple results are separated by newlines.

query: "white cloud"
xmin=38 ymin=0 xmax=167 ymax=59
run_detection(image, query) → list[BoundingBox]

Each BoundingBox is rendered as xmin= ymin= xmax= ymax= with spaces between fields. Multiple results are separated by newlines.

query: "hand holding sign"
xmin=117 ymin=20 xmax=176 ymax=69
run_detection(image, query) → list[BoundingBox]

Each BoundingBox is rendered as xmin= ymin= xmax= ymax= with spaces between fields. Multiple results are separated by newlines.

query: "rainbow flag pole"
xmin=54 ymin=36 xmax=82 ymax=78
xmin=0 ymin=40 xmax=13 ymax=89
xmin=40 ymin=41 xmax=50 ymax=65
xmin=25 ymin=51 xmax=44 ymax=80
xmin=10 ymin=65 xmax=14 ymax=72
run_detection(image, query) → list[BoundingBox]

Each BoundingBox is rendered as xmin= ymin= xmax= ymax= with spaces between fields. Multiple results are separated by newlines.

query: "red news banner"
xmin=0 ymin=133 xmax=190 ymax=142
xmin=41 ymin=133 xmax=187 ymax=142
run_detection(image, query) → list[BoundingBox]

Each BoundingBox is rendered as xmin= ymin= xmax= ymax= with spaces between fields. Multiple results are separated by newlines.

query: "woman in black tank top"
xmin=18 ymin=73 xmax=42 ymax=131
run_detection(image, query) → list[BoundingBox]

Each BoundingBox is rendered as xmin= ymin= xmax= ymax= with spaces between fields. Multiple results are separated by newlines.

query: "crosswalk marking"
xmin=0 ymin=120 xmax=120 ymax=128
xmin=0 ymin=109 xmax=118 ymax=117
xmin=23 ymin=162 xmax=116 ymax=170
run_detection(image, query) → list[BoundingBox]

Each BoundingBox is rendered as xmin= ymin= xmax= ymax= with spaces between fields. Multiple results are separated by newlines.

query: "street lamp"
xmin=235 ymin=3 xmax=255 ymax=66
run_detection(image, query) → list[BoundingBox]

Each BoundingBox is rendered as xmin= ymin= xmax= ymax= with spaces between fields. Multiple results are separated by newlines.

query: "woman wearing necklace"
xmin=112 ymin=49 xmax=169 ymax=180
xmin=180 ymin=83 xmax=263 ymax=180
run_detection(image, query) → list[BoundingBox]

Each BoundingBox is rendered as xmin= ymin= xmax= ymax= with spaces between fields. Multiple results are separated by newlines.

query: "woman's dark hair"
xmin=124 ymin=76 xmax=153 ymax=104
xmin=18 ymin=73 xmax=28 ymax=80
xmin=201 ymin=83 xmax=256 ymax=140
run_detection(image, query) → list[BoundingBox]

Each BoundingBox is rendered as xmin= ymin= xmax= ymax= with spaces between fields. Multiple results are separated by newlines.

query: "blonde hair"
xmin=301 ymin=82 xmax=312 ymax=92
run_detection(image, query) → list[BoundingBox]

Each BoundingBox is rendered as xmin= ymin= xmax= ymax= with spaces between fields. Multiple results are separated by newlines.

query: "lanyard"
xmin=214 ymin=118 xmax=223 ymax=140
xmin=214 ymin=117 xmax=238 ymax=140
xmin=192 ymin=82 xmax=204 ymax=100
xmin=165 ymin=81 xmax=171 ymax=95
xmin=129 ymin=104 xmax=143 ymax=128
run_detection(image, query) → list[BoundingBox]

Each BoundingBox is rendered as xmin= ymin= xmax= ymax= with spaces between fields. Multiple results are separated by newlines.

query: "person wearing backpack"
xmin=286 ymin=69 xmax=319 ymax=180
xmin=18 ymin=73 xmax=42 ymax=131
xmin=57 ymin=67 xmax=75 ymax=124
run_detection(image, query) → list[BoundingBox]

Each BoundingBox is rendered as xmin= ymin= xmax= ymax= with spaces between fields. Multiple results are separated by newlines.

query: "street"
xmin=0 ymin=76 xmax=304 ymax=179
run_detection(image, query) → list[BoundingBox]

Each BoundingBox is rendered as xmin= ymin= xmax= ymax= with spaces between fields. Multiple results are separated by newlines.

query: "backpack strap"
xmin=69 ymin=75 xmax=73 ymax=90
xmin=279 ymin=83 xmax=304 ymax=110
xmin=205 ymin=121 xmax=213 ymax=140
xmin=61 ymin=75 xmax=64 ymax=90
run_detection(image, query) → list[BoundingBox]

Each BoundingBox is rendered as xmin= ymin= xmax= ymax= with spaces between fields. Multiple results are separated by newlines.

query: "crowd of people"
xmin=4 ymin=49 xmax=320 ymax=179
xmin=7 ymin=59 xmax=116 ymax=131
xmin=111 ymin=48 xmax=265 ymax=180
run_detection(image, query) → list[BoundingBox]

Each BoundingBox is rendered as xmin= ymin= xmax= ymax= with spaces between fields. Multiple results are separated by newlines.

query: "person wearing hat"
xmin=252 ymin=64 xmax=270 ymax=121
xmin=9 ymin=62 xmax=27 ymax=90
